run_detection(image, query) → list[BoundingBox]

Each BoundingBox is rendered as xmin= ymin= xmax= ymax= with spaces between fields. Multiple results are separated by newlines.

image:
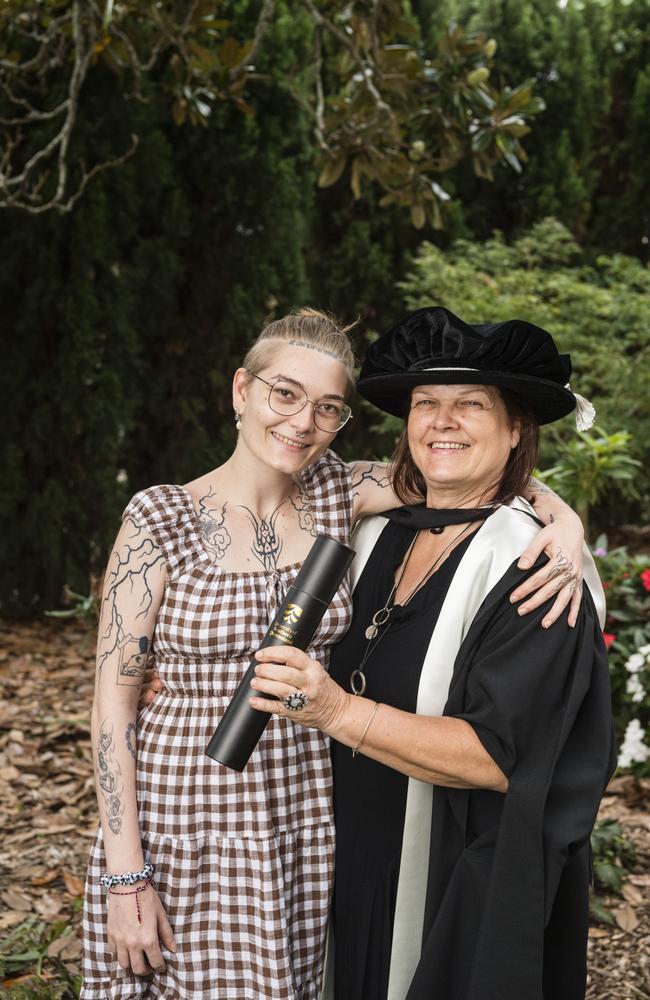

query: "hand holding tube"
xmin=205 ymin=534 xmax=355 ymax=771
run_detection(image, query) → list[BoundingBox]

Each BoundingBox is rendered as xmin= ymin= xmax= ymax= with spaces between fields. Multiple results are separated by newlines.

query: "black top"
xmin=329 ymin=521 xmax=475 ymax=1000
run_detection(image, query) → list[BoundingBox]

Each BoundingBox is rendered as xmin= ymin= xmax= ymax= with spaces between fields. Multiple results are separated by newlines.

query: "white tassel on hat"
xmin=565 ymin=383 xmax=596 ymax=431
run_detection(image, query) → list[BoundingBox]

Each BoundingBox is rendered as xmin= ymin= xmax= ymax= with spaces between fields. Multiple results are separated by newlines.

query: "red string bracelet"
xmin=108 ymin=877 xmax=154 ymax=924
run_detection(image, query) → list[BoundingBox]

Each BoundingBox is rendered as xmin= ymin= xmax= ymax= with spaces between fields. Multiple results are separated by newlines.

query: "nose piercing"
xmin=296 ymin=431 xmax=305 ymax=439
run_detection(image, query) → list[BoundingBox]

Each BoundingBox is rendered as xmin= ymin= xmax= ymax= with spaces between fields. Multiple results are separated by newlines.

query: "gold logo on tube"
xmin=283 ymin=604 xmax=303 ymax=626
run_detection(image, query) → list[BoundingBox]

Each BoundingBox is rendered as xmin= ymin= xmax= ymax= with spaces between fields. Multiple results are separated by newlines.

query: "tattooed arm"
xmin=91 ymin=516 xmax=175 ymax=974
xmin=512 ymin=478 xmax=585 ymax=628
xmin=348 ymin=461 xmax=399 ymax=524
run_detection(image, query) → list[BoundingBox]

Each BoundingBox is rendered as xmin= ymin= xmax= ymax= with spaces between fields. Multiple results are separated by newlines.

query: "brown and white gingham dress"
xmin=81 ymin=450 xmax=354 ymax=1000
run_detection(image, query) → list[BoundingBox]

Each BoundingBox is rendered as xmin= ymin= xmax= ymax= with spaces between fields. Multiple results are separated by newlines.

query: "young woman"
xmin=81 ymin=309 xmax=586 ymax=1000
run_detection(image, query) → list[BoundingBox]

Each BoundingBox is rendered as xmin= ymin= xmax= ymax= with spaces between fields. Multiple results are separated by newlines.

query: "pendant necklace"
xmin=350 ymin=521 xmax=476 ymax=696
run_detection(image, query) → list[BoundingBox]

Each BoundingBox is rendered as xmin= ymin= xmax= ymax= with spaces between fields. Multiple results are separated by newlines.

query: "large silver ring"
xmin=283 ymin=690 xmax=309 ymax=711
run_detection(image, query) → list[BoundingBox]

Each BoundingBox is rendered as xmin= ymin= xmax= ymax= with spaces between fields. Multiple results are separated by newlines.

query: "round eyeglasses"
xmin=251 ymin=374 xmax=353 ymax=432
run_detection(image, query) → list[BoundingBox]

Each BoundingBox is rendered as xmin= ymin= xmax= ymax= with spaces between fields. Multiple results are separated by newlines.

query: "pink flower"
xmin=603 ymin=632 xmax=616 ymax=650
xmin=641 ymin=569 xmax=650 ymax=592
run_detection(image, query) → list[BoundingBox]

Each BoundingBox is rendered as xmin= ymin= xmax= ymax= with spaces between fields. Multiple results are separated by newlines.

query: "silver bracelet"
xmin=100 ymin=860 xmax=154 ymax=889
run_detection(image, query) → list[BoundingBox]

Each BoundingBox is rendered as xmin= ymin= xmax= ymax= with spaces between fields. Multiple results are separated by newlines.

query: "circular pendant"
xmin=372 ymin=607 xmax=391 ymax=627
xmin=365 ymin=624 xmax=378 ymax=640
xmin=350 ymin=669 xmax=367 ymax=696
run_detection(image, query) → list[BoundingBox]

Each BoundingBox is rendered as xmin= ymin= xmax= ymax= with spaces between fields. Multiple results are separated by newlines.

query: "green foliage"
xmin=0 ymin=1 xmax=544 ymax=220
xmin=399 ymin=218 xmax=650 ymax=530
xmin=0 ymin=2 xmax=316 ymax=615
xmin=591 ymin=818 xmax=636 ymax=898
xmin=0 ymin=918 xmax=80 ymax=998
xmin=589 ymin=817 xmax=637 ymax=925
xmin=593 ymin=539 xmax=650 ymax=773
xmin=536 ymin=428 xmax=641 ymax=536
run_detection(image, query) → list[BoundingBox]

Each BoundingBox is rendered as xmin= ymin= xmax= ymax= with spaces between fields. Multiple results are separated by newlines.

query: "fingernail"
xmin=542 ymin=620 xmax=551 ymax=629
xmin=519 ymin=557 xmax=530 ymax=568
xmin=510 ymin=593 xmax=519 ymax=603
xmin=517 ymin=606 xmax=527 ymax=615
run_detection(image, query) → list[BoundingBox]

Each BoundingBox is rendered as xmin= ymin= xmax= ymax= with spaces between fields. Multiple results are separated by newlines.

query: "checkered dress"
xmin=81 ymin=450 xmax=354 ymax=1000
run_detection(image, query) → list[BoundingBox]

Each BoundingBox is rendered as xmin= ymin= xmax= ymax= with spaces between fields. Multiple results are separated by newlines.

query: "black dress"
xmin=329 ymin=521 xmax=474 ymax=1000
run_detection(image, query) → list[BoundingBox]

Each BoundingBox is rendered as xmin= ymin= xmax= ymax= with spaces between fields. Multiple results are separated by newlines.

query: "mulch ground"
xmin=0 ymin=617 xmax=648 ymax=997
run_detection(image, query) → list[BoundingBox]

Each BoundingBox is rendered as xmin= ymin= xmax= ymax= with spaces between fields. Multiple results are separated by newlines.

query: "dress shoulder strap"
xmin=297 ymin=449 xmax=354 ymax=542
xmin=122 ymin=485 xmax=204 ymax=579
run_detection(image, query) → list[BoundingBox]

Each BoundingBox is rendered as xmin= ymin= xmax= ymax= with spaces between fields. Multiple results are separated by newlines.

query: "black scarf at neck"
xmin=383 ymin=504 xmax=499 ymax=532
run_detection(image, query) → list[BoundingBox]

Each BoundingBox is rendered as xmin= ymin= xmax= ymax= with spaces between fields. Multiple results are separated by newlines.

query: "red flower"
xmin=602 ymin=632 xmax=616 ymax=650
xmin=641 ymin=569 xmax=650 ymax=592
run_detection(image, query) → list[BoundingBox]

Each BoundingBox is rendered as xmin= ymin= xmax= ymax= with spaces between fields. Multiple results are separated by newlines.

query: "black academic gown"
xmin=407 ymin=559 xmax=617 ymax=1000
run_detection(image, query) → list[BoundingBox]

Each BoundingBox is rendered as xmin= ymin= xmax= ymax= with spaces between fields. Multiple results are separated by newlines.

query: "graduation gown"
xmin=322 ymin=499 xmax=616 ymax=1000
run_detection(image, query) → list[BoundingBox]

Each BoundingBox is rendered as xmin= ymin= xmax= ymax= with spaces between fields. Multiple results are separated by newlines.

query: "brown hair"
xmin=242 ymin=308 xmax=357 ymax=389
xmin=388 ymin=387 xmax=540 ymax=506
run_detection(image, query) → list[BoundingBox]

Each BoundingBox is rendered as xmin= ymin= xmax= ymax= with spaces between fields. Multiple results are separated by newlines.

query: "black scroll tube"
xmin=206 ymin=533 xmax=355 ymax=772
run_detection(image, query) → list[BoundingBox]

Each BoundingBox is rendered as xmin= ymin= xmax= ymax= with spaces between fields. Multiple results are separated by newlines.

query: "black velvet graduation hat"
xmin=356 ymin=306 xmax=582 ymax=425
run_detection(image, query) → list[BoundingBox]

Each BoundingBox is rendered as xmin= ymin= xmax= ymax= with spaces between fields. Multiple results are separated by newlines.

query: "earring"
xmin=235 ymin=411 xmax=241 ymax=431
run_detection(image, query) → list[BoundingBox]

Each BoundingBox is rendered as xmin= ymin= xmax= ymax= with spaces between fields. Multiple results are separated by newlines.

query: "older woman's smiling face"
xmin=407 ymin=384 xmax=521 ymax=507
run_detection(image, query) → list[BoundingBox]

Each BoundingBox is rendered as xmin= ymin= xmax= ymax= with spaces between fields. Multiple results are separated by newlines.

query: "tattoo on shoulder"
xmin=350 ymin=462 xmax=391 ymax=498
xmin=97 ymin=519 xmax=164 ymax=678
xmin=97 ymin=720 xmax=124 ymax=836
xmin=197 ymin=488 xmax=232 ymax=560
xmin=240 ymin=502 xmax=284 ymax=572
xmin=117 ymin=635 xmax=151 ymax=686
xmin=125 ymin=723 xmax=137 ymax=761
xmin=289 ymin=482 xmax=318 ymax=538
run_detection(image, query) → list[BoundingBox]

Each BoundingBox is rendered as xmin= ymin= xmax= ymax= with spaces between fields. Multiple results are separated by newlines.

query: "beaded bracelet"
xmin=100 ymin=860 xmax=154 ymax=889
xmin=108 ymin=877 xmax=154 ymax=924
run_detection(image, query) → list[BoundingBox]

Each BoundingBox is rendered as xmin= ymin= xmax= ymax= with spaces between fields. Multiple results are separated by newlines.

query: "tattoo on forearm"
xmin=197 ymin=488 xmax=232 ymax=560
xmin=125 ymin=723 xmax=137 ymax=761
xmin=117 ymin=635 xmax=151 ymax=686
xmin=289 ymin=483 xmax=318 ymax=537
xmin=97 ymin=519 xmax=164 ymax=677
xmin=97 ymin=721 xmax=124 ymax=835
xmin=350 ymin=462 xmax=391 ymax=499
xmin=240 ymin=502 xmax=284 ymax=571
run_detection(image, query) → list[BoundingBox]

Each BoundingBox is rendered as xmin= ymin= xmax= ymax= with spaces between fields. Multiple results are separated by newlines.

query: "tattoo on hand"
xmin=545 ymin=549 xmax=572 ymax=583
xmin=125 ymin=723 xmax=137 ymax=761
xmin=197 ymin=488 xmax=232 ymax=560
xmin=240 ymin=502 xmax=284 ymax=572
xmin=97 ymin=519 xmax=164 ymax=677
xmin=117 ymin=635 xmax=151 ymax=686
xmin=97 ymin=721 xmax=124 ymax=835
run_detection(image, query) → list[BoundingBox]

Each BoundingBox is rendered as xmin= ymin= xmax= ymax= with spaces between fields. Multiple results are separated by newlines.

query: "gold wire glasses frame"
xmin=251 ymin=374 xmax=353 ymax=432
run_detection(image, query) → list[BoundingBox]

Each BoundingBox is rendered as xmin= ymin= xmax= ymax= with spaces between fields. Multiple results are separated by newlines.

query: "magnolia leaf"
xmin=614 ymin=903 xmax=639 ymax=933
xmin=318 ymin=154 xmax=347 ymax=189
xmin=410 ymin=203 xmax=426 ymax=229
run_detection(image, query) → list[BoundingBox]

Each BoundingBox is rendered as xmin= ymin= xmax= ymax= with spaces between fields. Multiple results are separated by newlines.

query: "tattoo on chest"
xmin=98 ymin=520 xmax=163 ymax=678
xmin=240 ymin=502 xmax=284 ymax=572
xmin=197 ymin=488 xmax=232 ymax=560
xmin=289 ymin=483 xmax=318 ymax=538
xmin=97 ymin=721 xmax=124 ymax=835
xmin=350 ymin=462 xmax=391 ymax=497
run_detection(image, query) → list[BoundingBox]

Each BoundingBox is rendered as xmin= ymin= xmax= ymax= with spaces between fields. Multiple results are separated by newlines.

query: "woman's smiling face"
xmin=407 ymin=384 xmax=521 ymax=506
xmin=232 ymin=343 xmax=350 ymax=476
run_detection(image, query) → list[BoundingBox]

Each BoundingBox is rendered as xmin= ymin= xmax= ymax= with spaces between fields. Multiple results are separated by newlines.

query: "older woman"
xmin=250 ymin=307 xmax=616 ymax=1000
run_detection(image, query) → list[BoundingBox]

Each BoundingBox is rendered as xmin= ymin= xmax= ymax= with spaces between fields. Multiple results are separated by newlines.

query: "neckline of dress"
xmin=175 ymin=485 xmax=311 ymax=578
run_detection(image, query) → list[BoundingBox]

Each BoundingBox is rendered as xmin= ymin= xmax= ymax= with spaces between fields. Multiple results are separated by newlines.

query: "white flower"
xmin=618 ymin=719 xmax=650 ymax=769
xmin=638 ymin=644 xmax=650 ymax=657
xmin=626 ymin=674 xmax=645 ymax=704
xmin=625 ymin=653 xmax=645 ymax=674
